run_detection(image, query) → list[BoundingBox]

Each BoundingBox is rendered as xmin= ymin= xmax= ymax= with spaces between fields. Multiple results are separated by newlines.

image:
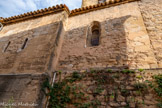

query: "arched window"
xmin=91 ymin=26 xmax=100 ymax=46
xmin=87 ymin=21 xmax=100 ymax=47
xmin=98 ymin=0 xmax=106 ymax=3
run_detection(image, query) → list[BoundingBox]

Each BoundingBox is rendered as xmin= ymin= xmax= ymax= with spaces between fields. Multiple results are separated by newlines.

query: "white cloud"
xmin=26 ymin=0 xmax=37 ymax=11
xmin=0 ymin=0 xmax=82 ymax=18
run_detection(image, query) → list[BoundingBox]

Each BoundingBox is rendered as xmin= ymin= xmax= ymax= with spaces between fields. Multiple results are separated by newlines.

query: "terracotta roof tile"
xmin=0 ymin=4 xmax=70 ymax=25
xmin=70 ymin=0 xmax=140 ymax=16
xmin=0 ymin=0 xmax=139 ymax=25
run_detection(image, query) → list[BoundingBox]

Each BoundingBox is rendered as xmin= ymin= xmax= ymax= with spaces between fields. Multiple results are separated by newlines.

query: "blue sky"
xmin=0 ymin=0 xmax=82 ymax=18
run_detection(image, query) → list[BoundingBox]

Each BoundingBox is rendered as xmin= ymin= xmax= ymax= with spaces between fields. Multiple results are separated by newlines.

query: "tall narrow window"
xmin=87 ymin=21 xmax=100 ymax=47
xmin=21 ymin=38 xmax=28 ymax=49
xmin=91 ymin=26 xmax=100 ymax=46
xmin=4 ymin=41 xmax=10 ymax=52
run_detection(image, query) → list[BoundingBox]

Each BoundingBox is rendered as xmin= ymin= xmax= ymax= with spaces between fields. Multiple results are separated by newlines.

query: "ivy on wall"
xmin=42 ymin=69 xmax=162 ymax=108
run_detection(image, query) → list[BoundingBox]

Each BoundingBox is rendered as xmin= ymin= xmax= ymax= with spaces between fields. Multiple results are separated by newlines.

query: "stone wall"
xmin=0 ymin=11 xmax=67 ymax=37
xmin=0 ymin=10 xmax=69 ymax=108
xmin=0 ymin=74 xmax=48 ymax=108
xmin=57 ymin=1 xmax=156 ymax=71
xmin=0 ymin=0 xmax=161 ymax=72
xmin=0 ymin=21 xmax=64 ymax=74
xmin=49 ymin=69 xmax=162 ymax=108
xmin=138 ymin=0 xmax=162 ymax=68
xmin=0 ymin=11 xmax=67 ymax=107
xmin=0 ymin=0 xmax=162 ymax=107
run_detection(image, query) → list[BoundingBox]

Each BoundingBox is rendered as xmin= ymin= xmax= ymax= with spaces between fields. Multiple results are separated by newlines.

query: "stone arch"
xmin=87 ymin=21 xmax=101 ymax=47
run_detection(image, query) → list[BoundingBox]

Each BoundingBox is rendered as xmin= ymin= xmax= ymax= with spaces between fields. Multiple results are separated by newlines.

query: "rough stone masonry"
xmin=0 ymin=0 xmax=162 ymax=107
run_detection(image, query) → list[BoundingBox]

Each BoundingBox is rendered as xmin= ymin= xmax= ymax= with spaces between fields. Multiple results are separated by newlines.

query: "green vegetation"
xmin=110 ymin=93 xmax=115 ymax=99
xmin=136 ymin=75 xmax=143 ymax=79
xmin=153 ymin=75 xmax=162 ymax=97
xmin=79 ymin=103 xmax=91 ymax=108
xmin=5 ymin=97 xmax=14 ymax=108
xmin=133 ymin=82 xmax=148 ymax=95
xmin=122 ymin=69 xmax=135 ymax=74
xmin=145 ymin=74 xmax=162 ymax=108
xmin=145 ymin=80 xmax=154 ymax=88
xmin=42 ymin=71 xmax=104 ymax=108
xmin=107 ymin=69 xmax=112 ymax=73
xmin=153 ymin=75 xmax=162 ymax=107
xmin=94 ymin=86 xmax=104 ymax=94
xmin=138 ymin=69 xmax=144 ymax=72
xmin=42 ymin=69 xmax=162 ymax=108
xmin=42 ymin=72 xmax=85 ymax=108
xmin=157 ymin=102 xmax=162 ymax=108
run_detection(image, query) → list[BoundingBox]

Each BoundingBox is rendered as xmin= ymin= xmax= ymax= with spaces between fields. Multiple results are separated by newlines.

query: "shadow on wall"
xmin=0 ymin=21 xmax=64 ymax=74
xmin=58 ymin=15 xmax=131 ymax=70
xmin=0 ymin=74 xmax=47 ymax=108
xmin=0 ymin=21 xmax=65 ymax=108
xmin=103 ymin=15 xmax=131 ymax=68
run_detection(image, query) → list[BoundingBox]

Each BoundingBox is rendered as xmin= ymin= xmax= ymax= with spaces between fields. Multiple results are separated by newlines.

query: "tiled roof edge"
xmin=0 ymin=0 xmax=140 ymax=25
xmin=70 ymin=0 xmax=140 ymax=17
xmin=0 ymin=4 xmax=70 ymax=25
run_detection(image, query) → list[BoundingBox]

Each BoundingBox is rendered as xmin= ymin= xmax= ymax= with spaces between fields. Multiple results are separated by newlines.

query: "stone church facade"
xmin=0 ymin=0 xmax=162 ymax=107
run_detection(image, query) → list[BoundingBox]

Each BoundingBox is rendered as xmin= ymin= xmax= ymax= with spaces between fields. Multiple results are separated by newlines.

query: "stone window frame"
xmin=86 ymin=21 xmax=101 ymax=47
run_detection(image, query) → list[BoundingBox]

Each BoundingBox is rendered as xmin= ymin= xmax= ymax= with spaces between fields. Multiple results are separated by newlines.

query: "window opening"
xmin=21 ymin=38 xmax=28 ymax=49
xmin=4 ymin=41 xmax=10 ymax=52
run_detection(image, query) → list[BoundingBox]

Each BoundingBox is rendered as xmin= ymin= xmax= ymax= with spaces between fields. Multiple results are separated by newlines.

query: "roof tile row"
xmin=0 ymin=4 xmax=69 ymax=25
xmin=70 ymin=0 xmax=140 ymax=16
xmin=0 ymin=0 xmax=139 ymax=25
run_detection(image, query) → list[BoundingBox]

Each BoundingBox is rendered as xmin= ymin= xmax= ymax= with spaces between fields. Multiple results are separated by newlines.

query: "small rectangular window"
xmin=21 ymin=38 xmax=28 ymax=49
xmin=4 ymin=41 xmax=10 ymax=52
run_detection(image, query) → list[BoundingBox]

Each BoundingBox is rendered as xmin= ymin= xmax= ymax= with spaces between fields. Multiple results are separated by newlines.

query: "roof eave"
xmin=0 ymin=4 xmax=70 ymax=26
xmin=70 ymin=0 xmax=141 ymax=17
